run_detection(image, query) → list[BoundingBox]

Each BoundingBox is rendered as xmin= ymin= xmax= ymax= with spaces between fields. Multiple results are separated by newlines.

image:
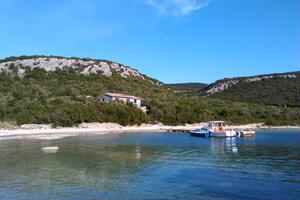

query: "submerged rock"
xmin=41 ymin=146 xmax=59 ymax=153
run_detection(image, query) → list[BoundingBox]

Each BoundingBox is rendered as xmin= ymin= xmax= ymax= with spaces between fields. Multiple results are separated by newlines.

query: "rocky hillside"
xmin=0 ymin=56 xmax=162 ymax=85
xmin=0 ymin=56 xmax=169 ymax=126
xmin=203 ymin=71 xmax=300 ymax=107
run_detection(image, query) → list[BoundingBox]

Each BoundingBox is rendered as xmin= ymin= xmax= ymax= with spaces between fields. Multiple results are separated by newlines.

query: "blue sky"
xmin=0 ymin=0 xmax=299 ymax=83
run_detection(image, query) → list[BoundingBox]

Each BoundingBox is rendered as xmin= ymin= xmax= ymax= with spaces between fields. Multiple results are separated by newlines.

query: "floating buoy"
xmin=42 ymin=146 xmax=59 ymax=153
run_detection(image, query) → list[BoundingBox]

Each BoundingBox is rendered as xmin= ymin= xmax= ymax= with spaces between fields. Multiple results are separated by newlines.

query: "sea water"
xmin=0 ymin=130 xmax=299 ymax=200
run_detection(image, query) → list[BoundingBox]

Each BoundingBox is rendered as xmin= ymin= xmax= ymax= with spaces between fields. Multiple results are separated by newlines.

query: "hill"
xmin=0 ymin=55 xmax=300 ymax=126
xmin=203 ymin=71 xmax=300 ymax=107
xmin=166 ymin=83 xmax=208 ymax=95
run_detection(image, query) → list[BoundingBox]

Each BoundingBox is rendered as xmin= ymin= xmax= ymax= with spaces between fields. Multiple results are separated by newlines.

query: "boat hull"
xmin=209 ymin=132 xmax=226 ymax=137
xmin=189 ymin=131 xmax=210 ymax=138
xmin=210 ymin=130 xmax=236 ymax=138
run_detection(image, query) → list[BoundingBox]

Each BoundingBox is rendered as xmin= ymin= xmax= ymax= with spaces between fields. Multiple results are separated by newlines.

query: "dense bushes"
xmin=0 ymin=98 xmax=149 ymax=127
xmin=146 ymin=97 xmax=300 ymax=126
xmin=0 ymin=61 xmax=300 ymax=126
xmin=208 ymin=74 xmax=300 ymax=107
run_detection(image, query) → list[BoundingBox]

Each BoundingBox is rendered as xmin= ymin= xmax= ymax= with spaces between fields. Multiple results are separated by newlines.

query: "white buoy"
xmin=42 ymin=146 xmax=59 ymax=153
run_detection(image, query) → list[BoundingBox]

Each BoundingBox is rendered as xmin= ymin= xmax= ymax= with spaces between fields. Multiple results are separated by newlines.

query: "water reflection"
xmin=210 ymin=137 xmax=238 ymax=154
xmin=135 ymin=145 xmax=141 ymax=160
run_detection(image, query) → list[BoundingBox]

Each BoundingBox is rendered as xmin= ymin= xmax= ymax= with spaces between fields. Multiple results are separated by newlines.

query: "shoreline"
xmin=0 ymin=123 xmax=300 ymax=140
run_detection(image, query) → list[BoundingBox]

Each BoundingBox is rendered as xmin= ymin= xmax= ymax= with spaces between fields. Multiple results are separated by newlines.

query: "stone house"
xmin=99 ymin=93 xmax=147 ymax=113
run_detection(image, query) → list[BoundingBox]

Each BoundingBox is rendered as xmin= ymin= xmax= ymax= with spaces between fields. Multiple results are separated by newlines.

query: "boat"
xmin=189 ymin=127 xmax=210 ymax=137
xmin=207 ymin=121 xmax=236 ymax=137
xmin=236 ymin=129 xmax=256 ymax=137
xmin=189 ymin=121 xmax=255 ymax=138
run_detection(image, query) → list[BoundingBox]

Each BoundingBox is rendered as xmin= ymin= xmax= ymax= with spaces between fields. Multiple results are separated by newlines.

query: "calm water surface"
xmin=0 ymin=130 xmax=299 ymax=200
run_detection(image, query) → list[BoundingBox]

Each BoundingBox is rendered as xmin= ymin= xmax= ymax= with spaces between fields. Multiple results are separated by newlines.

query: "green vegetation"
xmin=206 ymin=72 xmax=300 ymax=107
xmin=170 ymin=72 xmax=300 ymax=108
xmin=166 ymin=83 xmax=208 ymax=95
xmin=210 ymin=76 xmax=300 ymax=107
xmin=0 ymin=56 xmax=300 ymax=127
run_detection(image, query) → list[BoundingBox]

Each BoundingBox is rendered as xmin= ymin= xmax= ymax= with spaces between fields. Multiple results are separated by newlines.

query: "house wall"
xmin=119 ymin=97 xmax=128 ymax=104
xmin=135 ymin=99 xmax=141 ymax=108
xmin=118 ymin=98 xmax=141 ymax=108
xmin=99 ymin=95 xmax=142 ymax=108
xmin=100 ymin=95 xmax=112 ymax=103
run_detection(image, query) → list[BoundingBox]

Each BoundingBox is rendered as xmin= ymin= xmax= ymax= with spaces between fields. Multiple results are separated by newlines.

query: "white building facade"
xmin=99 ymin=93 xmax=146 ymax=113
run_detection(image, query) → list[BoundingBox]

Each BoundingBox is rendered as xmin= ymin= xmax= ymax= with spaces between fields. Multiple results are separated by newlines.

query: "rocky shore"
xmin=0 ymin=122 xmax=299 ymax=140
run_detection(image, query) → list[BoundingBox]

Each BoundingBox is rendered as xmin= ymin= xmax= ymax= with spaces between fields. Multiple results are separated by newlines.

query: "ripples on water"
xmin=0 ymin=130 xmax=299 ymax=200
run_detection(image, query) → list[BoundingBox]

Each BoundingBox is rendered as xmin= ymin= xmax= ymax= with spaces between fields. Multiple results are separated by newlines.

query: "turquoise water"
xmin=0 ymin=130 xmax=299 ymax=200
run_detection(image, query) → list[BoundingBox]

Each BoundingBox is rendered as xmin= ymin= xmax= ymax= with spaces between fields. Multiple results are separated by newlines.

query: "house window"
xmin=134 ymin=99 xmax=137 ymax=103
xmin=102 ymin=98 xmax=105 ymax=102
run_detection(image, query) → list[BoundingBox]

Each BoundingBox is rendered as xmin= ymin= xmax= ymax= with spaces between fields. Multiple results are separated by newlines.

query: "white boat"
xmin=207 ymin=121 xmax=236 ymax=137
xmin=236 ymin=129 xmax=256 ymax=137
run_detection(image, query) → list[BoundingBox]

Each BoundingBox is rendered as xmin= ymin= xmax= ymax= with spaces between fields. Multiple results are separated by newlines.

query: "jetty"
xmin=164 ymin=128 xmax=255 ymax=137
xmin=162 ymin=121 xmax=256 ymax=138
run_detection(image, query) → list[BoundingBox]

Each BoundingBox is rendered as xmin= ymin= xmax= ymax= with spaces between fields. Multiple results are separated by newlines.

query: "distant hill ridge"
xmin=166 ymin=82 xmax=208 ymax=94
xmin=166 ymin=71 xmax=300 ymax=107
xmin=203 ymin=71 xmax=300 ymax=107
xmin=204 ymin=71 xmax=300 ymax=96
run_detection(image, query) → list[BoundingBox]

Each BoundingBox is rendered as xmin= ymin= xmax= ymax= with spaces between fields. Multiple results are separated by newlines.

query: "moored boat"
xmin=236 ymin=129 xmax=256 ymax=137
xmin=189 ymin=127 xmax=210 ymax=138
xmin=189 ymin=121 xmax=255 ymax=138
xmin=207 ymin=121 xmax=236 ymax=137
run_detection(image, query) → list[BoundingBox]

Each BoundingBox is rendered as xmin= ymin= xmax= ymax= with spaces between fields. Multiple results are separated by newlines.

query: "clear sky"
xmin=0 ymin=0 xmax=299 ymax=83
